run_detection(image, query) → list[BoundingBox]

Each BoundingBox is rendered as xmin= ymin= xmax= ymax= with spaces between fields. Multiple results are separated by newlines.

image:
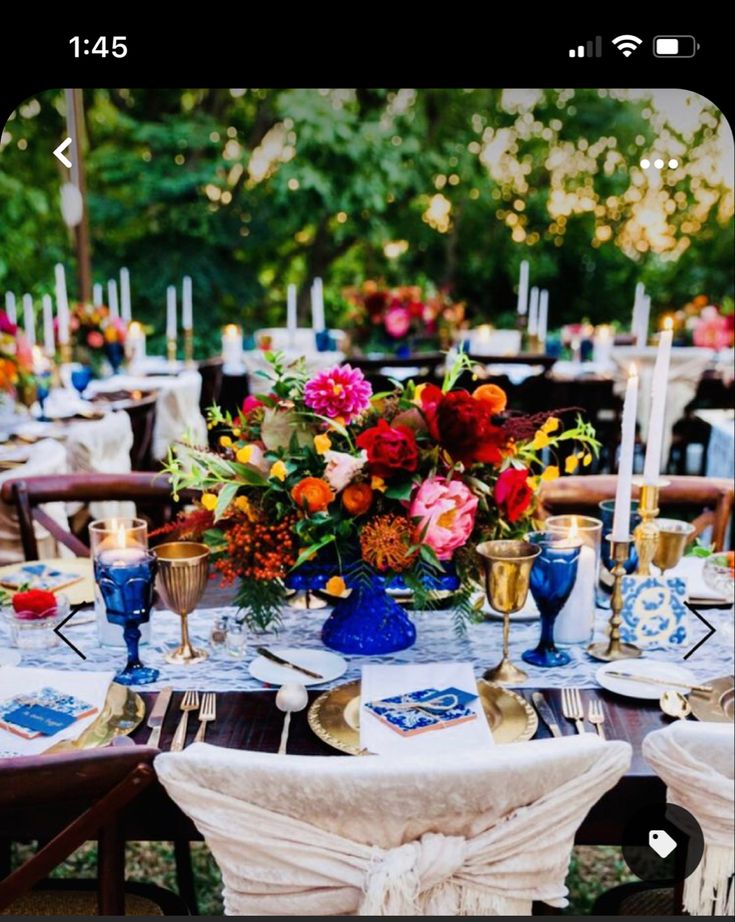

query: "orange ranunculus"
xmin=342 ymin=482 xmax=373 ymax=516
xmin=473 ymin=383 xmax=507 ymax=414
xmin=291 ymin=477 xmax=334 ymax=514
xmin=104 ymin=326 xmax=119 ymax=343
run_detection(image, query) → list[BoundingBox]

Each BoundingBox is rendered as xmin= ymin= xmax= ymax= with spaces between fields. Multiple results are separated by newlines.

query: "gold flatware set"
xmin=169 ymin=689 xmax=217 ymax=752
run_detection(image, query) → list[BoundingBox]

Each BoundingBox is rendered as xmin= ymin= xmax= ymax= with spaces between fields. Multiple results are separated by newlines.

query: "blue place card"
xmin=4 ymin=704 xmax=76 ymax=735
xmin=365 ymin=686 xmax=478 ymax=737
xmin=620 ymin=575 xmax=689 ymax=647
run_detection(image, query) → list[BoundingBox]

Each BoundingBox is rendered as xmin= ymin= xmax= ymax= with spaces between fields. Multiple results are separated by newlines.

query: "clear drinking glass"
xmin=225 ymin=622 xmax=247 ymax=658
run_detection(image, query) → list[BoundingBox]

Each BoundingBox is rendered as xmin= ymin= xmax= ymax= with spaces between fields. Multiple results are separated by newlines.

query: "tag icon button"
xmin=649 ymin=829 xmax=677 ymax=859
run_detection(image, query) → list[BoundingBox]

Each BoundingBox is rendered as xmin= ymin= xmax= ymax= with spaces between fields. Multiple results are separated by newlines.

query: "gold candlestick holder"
xmin=59 ymin=342 xmax=72 ymax=365
xmin=588 ymin=536 xmax=642 ymax=662
xmin=634 ymin=479 xmax=669 ymax=575
xmin=184 ymin=328 xmax=194 ymax=367
xmin=166 ymin=337 xmax=177 ymax=363
xmin=526 ymin=333 xmax=542 ymax=353
xmin=477 ymin=540 xmax=541 ymax=684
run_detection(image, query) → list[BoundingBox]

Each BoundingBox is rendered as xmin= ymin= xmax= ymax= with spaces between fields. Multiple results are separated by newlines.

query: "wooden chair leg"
xmin=174 ymin=838 xmax=199 ymax=915
xmin=98 ymin=821 xmax=126 ymax=916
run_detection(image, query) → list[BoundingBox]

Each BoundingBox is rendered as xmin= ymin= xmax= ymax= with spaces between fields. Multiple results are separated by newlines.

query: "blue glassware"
xmin=321 ymin=567 xmax=416 ymax=654
xmin=104 ymin=341 xmax=125 ymax=375
xmin=522 ymin=531 xmax=581 ymax=668
xmin=94 ymin=549 xmax=159 ymax=685
xmin=599 ymin=499 xmax=641 ymax=574
xmin=70 ymin=364 xmax=93 ymax=399
xmin=315 ymin=330 xmax=332 ymax=353
xmin=35 ymin=371 xmax=52 ymax=421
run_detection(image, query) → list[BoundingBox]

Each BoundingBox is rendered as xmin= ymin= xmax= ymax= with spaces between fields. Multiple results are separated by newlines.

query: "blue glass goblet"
xmin=70 ymin=364 xmax=93 ymax=399
xmin=94 ymin=549 xmax=159 ymax=686
xmin=104 ymin=341 xmax=125 ymax=375
xmin=599 ymin=499 xmax=640 ymax=574
xmin=35 ymin=371 xmax=52 ymax=421
xmin=522 ymin=531 xmax=581 ymax=668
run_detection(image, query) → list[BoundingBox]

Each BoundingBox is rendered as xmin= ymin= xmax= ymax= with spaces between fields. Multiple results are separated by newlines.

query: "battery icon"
xmin=653 ymin=35 xmax=699 ymax=57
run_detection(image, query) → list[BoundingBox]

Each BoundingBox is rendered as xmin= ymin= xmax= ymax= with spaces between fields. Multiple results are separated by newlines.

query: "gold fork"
xmin=194 ymin=693 xmax=216 ymax=744
xmin=170 ymin=690 xmax=199 ymax=752
xmin=561 ymin=687 xmax=585 ymax=734
xmin=588 ymin=699 xmax=606 ymax=739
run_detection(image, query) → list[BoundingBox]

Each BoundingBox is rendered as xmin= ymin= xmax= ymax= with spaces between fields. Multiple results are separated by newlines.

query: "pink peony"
xmin=409 ymin=476 xmax=478 ymax=561
xmin=304 ymin=364 xmax=372 ymax=421
xmin=693 ymin=306 xmax=734 ymax=350
xmin=87 ymin=331 xmax=104 ymax=348
xmin=384 ymin=306 xmax=411 ymax=339
xmin=322 ymin=449 xmax=366 ymax=492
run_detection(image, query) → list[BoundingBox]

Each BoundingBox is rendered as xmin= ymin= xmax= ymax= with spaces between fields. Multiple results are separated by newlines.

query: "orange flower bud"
xmin=342 ymin=482 xmax=373 ymax=516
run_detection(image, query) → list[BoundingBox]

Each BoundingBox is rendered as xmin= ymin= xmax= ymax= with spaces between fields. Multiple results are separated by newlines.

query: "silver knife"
xmin=255 ymin=647 xmax=324 ymax=680
xmin=532 ymin=692 xmax=562 ymax=738
xmin=146 ymin=686 xmax=173 ymax=748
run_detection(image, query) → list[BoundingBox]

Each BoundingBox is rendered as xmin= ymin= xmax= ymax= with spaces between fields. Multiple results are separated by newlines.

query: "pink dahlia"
xmin=304 ymin=364 xmax=372 ymax=421
xmin=384 ymin=306 xmax=411 ymax=339
xmin=409 ymin=476 xmax=478 ymax=561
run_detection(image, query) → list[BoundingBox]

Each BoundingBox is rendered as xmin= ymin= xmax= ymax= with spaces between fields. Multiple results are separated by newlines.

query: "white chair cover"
xmin=155 ymin=736 xmax=631 ymax=916
xmin=643 ymin=722 xmax=734 ymax=916
xmin=65 ymin=410 xmax=135 ymax=520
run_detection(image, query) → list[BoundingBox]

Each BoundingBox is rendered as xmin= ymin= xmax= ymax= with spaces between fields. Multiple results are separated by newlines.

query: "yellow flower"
xmin=527 ymin=475 xmax=540 ymax=491
xmin=371 ymin=475 xmax=387 ymax=493
xmin=530 ymin=431 xmax=550 ymax=451
xmin=201 ymin=493 xmax=218 ymax=511
xmin=313 ymin=433 xmax=332 ymax=455
xmin=219 ymin=435 xmax=232 ymax=448
xmin=232 ymin=428 xmax=241 ymax=437
xmin=329 ymin=416 xmax=346 ymax=430
xmin=270 ymin=460 xmax=287 ymax=481
xmin=564 ymin=454 xmax=579 ymax=474
xmin=325 ymin=575 xmax=347 ymax=597
xmin=582 ymin=452 xmax=593 ymax=467
xmin=542 ymin=416 xmax=560 ymax=434
xmin=413 ymin=382 xmax=427 ymax=405
xmin=541 ymin=465 xmax=560 ymax=482
xmin=236 ymin=445 xmax=254 ymax=464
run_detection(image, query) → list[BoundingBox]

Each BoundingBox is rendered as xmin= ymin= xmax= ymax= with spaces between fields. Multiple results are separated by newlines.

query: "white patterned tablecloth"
xmin=4 ymin=603 xmax=733 ymax=693
xmin=697 ymin=409 xmax=735 ymax=480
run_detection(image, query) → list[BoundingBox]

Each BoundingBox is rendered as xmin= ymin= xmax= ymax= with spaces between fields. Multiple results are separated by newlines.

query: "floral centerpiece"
xmin=0 ymin=310 xmax=35 ymax=405
xmin=343 ymin=281 xmax=465 ymax=356
xmin=69 ymin=302 xmax=127 ymax=374
xmin=666 ymin=296 xmax=735 ymax=349
xmin=163 ymin=352 xmax=598 ymax=653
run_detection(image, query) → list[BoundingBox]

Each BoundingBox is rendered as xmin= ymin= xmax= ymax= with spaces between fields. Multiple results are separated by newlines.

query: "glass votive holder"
xmin=225 ymin=622 xmax=247 ymax=659
xmin=2 ymin=593 xmax=70 ymax=650
xmin=545 ymin=514 xmax=603 ymax=644
xmin=89 ymin=517 xmax=150 ymax=648
xmin=209 ymin=615 xmax=229 ymax=653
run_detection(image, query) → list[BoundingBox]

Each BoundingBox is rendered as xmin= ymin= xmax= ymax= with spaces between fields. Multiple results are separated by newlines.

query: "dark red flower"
xmin=435 ymin=391 xmax=506 ymax=466
xmin=494 ymin=467 xmax=534 ymax=522
xmin=356 ymin=418 xmax=419 ymax=478
xmin=419 ymin=383 xmax=444 ymax=440
xmin=364 ymin=291 xmax=389 ymax=319
xmin=12 ymin=589 xmax=58 ymax=621
xmin=0 ymin=312 xmax=17 ymax=336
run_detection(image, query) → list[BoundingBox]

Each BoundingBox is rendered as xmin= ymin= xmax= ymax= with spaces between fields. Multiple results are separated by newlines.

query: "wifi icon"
xmin=612 ymin=34 xmax=643 ymax=57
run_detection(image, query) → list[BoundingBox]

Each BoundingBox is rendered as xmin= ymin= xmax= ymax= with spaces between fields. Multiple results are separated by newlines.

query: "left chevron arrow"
xmin=53 ymin=137 xmax=72 ymax=168
xmin=54 ymin=603 xmax=87 ymax=659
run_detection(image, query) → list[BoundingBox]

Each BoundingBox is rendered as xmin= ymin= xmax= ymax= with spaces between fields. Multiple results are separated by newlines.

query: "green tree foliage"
xmin=1 ymin=88 xmax=732 ymax=354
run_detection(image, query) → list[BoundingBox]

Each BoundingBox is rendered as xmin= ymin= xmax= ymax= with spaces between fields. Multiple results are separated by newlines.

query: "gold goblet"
xmin=153 ymin=542 xmax=210 ymax=665
xmin=477 ymin=540 xmax=541 ymax=684
xmin=652 ymin=519 xmax=696 ymax=575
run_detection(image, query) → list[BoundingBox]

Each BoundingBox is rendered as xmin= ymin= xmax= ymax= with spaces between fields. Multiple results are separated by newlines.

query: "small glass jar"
xmin=209 ymin=615 xmax=229 ymax=652
xmin=3 ymin=594 xmax=70 ymax=650
xmin=225 ymin=622 xmax=247 ymax=659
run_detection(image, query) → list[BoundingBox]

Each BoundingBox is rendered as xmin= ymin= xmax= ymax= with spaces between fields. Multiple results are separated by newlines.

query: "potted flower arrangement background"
xmin=163 ymin=352 xmax=598 ymax=655
xmin=68 ymin=303 xmax=127 ymax=375
xmin=0 ymin=310 xmax=36 ymax=412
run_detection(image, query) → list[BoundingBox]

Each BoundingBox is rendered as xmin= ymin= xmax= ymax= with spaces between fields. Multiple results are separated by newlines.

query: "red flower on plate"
xmin=356 ymin=418 xmax=419 ymax=478
xmin=494 ymin=467 xmax=534 ymax=522
xmin=12 ymin=589 xmax=58 ymax=621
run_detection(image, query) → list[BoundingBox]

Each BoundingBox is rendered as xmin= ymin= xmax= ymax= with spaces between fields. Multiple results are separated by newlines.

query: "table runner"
xmin=5 ymin=604 xmax=733 ymax=692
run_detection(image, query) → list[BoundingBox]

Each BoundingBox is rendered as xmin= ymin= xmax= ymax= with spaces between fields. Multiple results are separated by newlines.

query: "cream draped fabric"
xmin=65 ymin=410 xmax=135 ymax=520
xmin=155 ymin=736 xmax=631 ymax=916
xmin=643 ymin=722 xmax=734 ymax=916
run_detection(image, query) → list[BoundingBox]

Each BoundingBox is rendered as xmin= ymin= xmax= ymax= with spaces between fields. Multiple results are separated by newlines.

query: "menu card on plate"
xmin=360 ymin=662 xmax=493 ymax=756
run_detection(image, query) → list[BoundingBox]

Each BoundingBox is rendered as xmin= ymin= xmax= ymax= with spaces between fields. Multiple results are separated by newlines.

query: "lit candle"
xmin=127 ymin=321 xmax=146 ymax=366
xmin=54 ymin=264 xmax=70 ymax=346
xmin=4 ymin=292 xmax=16 ymax=325
xmin=107 ymin=279 xmax=119 ymax=320
xmin=42 ymin=294 xmax=55 ymax=357
xmin=166 ymin=286 xmax=177 ymax=340
xmin=92 ymin=283 xmax=103 ymax=307
xmin=182 ymin=276 xmax=193 ymax=330
xmin=22 ymin=294 xmax=35 ymax=346
xmin=311 ymin=278 xmax=325 ymax=333
xmin=612 ymin=364 xmax=639 ymax=542
xmin=287 ymin=283 xmax=297 ymax=348
xmin=642 ymin=318 xmax=673 ymax=485
xmin=527 ymin=287 xmax=539 ymax=336
xmin=593 ymin=324 xmax=613 ymax=365
xmin=517 ymin=260 xmax=529 ymax=315
xmin=221 ymin=323 xmax=243 ymax=366
xmin=120 ymin=268 xmax=132 ymax=323
xmin=538 ymin=289 xmax=549 ymax=343
xmin=552 ymin=517 xmax=599 ymax=644
xmin=31 ymin=344 xmax=47 ymax=374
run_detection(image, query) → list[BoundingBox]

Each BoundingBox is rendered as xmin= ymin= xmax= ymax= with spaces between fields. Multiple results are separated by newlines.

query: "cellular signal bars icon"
xmin=569 ymin=36 xmax=602 ymax=58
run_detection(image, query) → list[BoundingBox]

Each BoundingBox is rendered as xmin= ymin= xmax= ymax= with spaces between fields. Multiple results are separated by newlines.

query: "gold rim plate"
xmin=44 ymin=683 xmax=145 ymax=753
xmin=308 ymin=678 xmax=538 ymax=755
xmin=689 ymin=674 xmax=734 ymax=724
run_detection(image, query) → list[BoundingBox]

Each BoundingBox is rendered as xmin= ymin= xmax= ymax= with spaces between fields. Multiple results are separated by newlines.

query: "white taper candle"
xmin=22 ymin=294 xmax=35 ymax=346
xmin=642 ymin=320 xmax=673 ymax=485
xmin=527 ymin=286 xmax=539 ymax=336
xmin=107 ymin=279 xmax=119 ymax=320
xmin=612 ymin=364 xmax=639 ymax=542
xmin=92 ymin=283 xmax=103 ymax=306
xmin=4 ymin=292 xmax=16 ymax=325
xmin=182 ymin=276 xmax=193 ymax=330
xmin=120 ymin=268 xmax=131 ymax=323
xmin=287 ymin=284 xmax=297 ymax=348
xmin=54 ymin=263 xmax=70 ymax=345
xmin=166 ymin=286 xmax=177 ymax=340
xmin=517 ymin=260 xmax=529 ymax=315
xmin=538 ymin=289 xmax=549 ymax=343
xmin=42 ymin=294 xmax=55 ymax=357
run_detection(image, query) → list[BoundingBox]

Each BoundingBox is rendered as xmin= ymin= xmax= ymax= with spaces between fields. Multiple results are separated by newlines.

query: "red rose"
xmin=494 ymin=467 xmax=534 ymax=523
xmin=12 ymin=589 xmax=58 ymax=621
xmin=419 ymin=383 xmax=444 ymax=440
xmin=356 ymin=418 xmax=419 ymax=478
xmin=435 ymin=391 xmax=505 ymax=466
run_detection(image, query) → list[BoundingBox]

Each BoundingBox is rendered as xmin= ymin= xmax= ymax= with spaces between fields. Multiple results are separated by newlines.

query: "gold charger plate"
xmin=308 ymin=679 xmax=538 ymax=755
xmin=689 ymin=674 xmax=734 ymax=723
xmin=44 ymin=683 xmax=145 ymax=753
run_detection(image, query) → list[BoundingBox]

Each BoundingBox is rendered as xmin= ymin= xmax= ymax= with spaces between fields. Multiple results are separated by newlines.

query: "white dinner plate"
xmin=249 ymin=647 xmax=347 ymax=687
xmin=596 ymin=658 xmax=698 ymax=700
xmin=0 ymin=649 xmax=21 ymax=667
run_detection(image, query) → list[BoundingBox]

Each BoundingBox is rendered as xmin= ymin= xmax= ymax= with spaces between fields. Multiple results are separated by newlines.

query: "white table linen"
xmin=697 ymin=409 xmax=735 ymax=479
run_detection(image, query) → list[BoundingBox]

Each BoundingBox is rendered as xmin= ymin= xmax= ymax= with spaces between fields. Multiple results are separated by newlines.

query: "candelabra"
xmin=634 ymin=479 xmax=668 ymax=576
xmin=184 ymin=328 xmax=194 ymax=367
xmin=588 ymin=536 xmax=642 ymax=662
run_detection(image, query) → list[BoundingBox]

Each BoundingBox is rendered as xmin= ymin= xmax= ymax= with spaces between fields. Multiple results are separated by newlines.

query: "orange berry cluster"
xmin=216 ymin=515 xmax=297 ymax=583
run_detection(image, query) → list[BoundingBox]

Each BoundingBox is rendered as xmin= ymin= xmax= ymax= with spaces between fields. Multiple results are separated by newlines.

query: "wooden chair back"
xmin=198 ymin=357 xmax=224 ymax=416
xmin=0 ymin=472 xmax=190 ymax=561
xmin=119 ymin=394 xmax=158 ymax=470
xmin=538 ymin=474 xmax=734 ymax=551
xmin=0 ymin=747 xmax=156 ymax=915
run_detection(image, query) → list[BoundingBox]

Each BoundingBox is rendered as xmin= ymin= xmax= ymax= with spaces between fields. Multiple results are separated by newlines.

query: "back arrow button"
xmin=53 ymin=137 xmax=72 ymax=168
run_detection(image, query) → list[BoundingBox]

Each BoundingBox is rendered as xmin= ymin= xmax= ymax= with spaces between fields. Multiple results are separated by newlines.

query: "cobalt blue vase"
xmin=321 ymin=570 xmax=416 ymax=655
